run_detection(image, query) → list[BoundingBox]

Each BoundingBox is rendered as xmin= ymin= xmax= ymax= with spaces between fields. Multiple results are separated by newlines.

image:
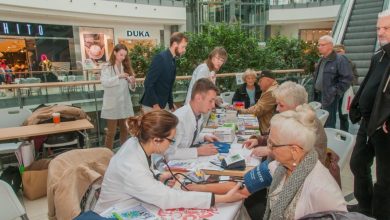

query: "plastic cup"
xmin=52 ymin=112 xmax=61 ymax=124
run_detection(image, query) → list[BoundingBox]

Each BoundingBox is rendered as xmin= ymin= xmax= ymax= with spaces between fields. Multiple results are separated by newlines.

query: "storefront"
xmin=0 ymin=20 xmax=75 ymax=76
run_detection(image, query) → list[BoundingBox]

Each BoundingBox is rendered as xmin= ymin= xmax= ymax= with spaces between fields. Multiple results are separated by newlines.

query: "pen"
xmin=112 ymin=212 xmax=123 ymax=220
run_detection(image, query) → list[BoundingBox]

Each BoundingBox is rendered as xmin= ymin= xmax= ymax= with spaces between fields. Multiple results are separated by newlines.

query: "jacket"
xmin=268 ymin=160 xmax=347 ymax=219
xmin=23 ymin=105 xmax=90 ymax=126
xmin=47 ymin=148 xmax=113 ymax=220
xmin=349 ymin=45 xmax=390 ymax=136
xmin=185 ymin=63 xmax=215 ymax=104
xmin=232 ymin=83 xmax=262 ymax=108
xmin=240 ymin=81 xmax=278 ymax=133
xmin=140 ymin=49 xmax=176 ymax=109
xmin=94 ymin=137 xmax=212 ymax=213
xmin=100 ymin=63 xmax=135 ymax=120
xmin=313 ymin=51 xmax=353 ymax=107
xmin=164 ymin=104 xmax=207 ymax=160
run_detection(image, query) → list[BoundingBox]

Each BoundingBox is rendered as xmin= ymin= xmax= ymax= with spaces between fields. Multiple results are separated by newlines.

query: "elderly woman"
xmin=232 ymin=69 xmax=261 ymax=108
xmin=243 ymin=81 xmax=327 ymax=164
xmin=187 ymin=105 xmax=347 ymax=219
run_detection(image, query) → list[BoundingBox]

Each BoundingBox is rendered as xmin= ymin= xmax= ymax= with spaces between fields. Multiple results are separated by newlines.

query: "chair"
xmin=325 ymin=128 xmax=356 ymax=169
xmin=0 ymin=180 xmax=29 ymax=220
xmin=308 ymin=101 xmax=322 ymax=110
xmin=0 ymin=108 xmax=33 ymax=168
xmin=316 ymin=109 xmax=329 ymax=126
xmin=221 ymin=92 xmax=235 ymax=104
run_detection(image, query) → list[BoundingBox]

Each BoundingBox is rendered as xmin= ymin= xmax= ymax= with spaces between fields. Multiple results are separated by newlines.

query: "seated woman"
xmin=232 ymin=69 xmax=261 ymax=108
xmin=187 ymin=105 xmax=347 ymax=219
xmin=94 ymin=110 xmax=246 ymax=213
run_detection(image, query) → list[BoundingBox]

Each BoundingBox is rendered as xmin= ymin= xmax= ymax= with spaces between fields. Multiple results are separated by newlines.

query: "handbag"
xmin=341 ymin=86 xmax=354 ymax=115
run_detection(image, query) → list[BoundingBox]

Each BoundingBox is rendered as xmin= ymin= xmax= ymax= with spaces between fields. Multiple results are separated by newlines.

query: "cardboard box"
xmin=22 ymin=159 xmax=51 ymax=200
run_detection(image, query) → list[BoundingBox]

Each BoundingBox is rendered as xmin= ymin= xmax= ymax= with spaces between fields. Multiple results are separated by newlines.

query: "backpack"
xmin=0 ymin=166 xmax=22 ymax=193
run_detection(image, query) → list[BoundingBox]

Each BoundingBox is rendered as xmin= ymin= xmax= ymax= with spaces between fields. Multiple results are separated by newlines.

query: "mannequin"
xmin=39 ymin=54 xmax=52 ymax=71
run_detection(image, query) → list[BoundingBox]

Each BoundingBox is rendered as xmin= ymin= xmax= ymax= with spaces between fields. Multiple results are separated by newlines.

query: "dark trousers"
xmin=244 ymin=188 xmax=267 ymax=220
xmin=313 ymin=90 xmax=339 ymax=128
xmin=338 ymin=93 xmax=349 ymax=132
xmin=350 ymin=118 xmax=390 ymax=220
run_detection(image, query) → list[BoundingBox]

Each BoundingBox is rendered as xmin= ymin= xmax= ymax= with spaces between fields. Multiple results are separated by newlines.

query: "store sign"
xmin=127 ymin=30 xmax=150 ymax=37
xmin=0 ymin=21 xmax=73 ymax=38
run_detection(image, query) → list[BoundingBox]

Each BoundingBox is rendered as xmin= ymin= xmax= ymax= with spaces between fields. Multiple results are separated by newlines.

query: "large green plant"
xmin=129 ymin=43 xmax=165 ymax=78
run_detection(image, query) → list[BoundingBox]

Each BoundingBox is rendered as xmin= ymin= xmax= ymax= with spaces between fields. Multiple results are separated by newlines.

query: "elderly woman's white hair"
xmin=379 ymin=9 xmax=390 ymax=18
xmin=318 ymin=35 xmax=334 ymax=45
xmin=242 ymin=68 xmax=257 ymax=82
xmin=270 ymin=104 xmax=317 ymax=152
xmin=273 ymin=81 xmax=308 ymax=107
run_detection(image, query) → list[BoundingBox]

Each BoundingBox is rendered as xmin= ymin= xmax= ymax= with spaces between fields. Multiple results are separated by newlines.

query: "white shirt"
xmin=185 ymin=63 xmax=216 ymax=104
xmin=94 ymin=137 xmax=212 ymax=214
xmin=163 ymin=104 xmax=207 ymax=161
xmin=100 ymin=63 xmax=135 ymax=119
xmin=268 ymin=160 xmax=347 ymax=219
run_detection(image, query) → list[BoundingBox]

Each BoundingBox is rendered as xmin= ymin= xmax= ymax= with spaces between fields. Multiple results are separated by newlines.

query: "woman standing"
xmin=94 ymin=110 xmax=246 ymax=213
xmin=232 ymin=69 xmax=261 ymax=108
xmin=101 ymin=44 xmax=136 ymax=149
xmin=184 ymin=47 xmax=227 ymax=104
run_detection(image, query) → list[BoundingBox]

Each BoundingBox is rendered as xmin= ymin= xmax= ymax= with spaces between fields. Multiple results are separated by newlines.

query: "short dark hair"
xmin=190 ymin=78 xmax=219 ymax=100
xmin=170 ymin=32 xmax=188 ymax=46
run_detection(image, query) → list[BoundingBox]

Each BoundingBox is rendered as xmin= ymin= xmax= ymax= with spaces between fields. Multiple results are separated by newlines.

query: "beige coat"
xmin=240 ymin=81 xmax=278 ymax=133
xmin=47 ymin=148 xmax=113 ymax=220
xmin=23 ymin=105 xmax=90 ymax=126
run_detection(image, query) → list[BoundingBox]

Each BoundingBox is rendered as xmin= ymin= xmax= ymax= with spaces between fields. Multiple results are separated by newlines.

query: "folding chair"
xmin=0 ymin=180 xmax=29 ymax=220
xmin=221 ymin=92 xmax=235 ymax=104
xmin=316 ymin=109 xmax=329 ymax=126
xmin=325 ymin=128 xmax=356 ymax=169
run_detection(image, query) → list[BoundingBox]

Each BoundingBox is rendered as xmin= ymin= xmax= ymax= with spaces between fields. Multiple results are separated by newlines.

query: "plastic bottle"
xmin=238 ymin=118 xmax=245 ymax=134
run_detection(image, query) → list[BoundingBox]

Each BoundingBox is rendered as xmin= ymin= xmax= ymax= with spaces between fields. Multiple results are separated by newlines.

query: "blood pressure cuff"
xmin=244 ymin=159 xmax=272 ymax=194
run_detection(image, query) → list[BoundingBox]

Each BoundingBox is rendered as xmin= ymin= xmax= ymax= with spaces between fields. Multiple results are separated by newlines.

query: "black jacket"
xmin=313 ymin=51 xmax=353 ymax=107
xmin=140 ymin=49 xmax=176 ymax=109
xmin=349 ymin=44 xmax=390 ymax=136
xmin=232 ymin=83 xmax=261 ymax=108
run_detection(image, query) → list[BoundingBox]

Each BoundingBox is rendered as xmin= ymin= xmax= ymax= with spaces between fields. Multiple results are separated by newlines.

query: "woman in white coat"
xmin=184 ymin=47 xmax=227 ymax=104
xmin=101 ymin=44 xmax=136 ymax=149
xmin=94 ymin=110 xmax=247 ymax=213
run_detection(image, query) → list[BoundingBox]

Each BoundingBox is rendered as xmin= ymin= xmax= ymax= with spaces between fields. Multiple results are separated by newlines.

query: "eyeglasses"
xmin=164 ymin=137 xmax=176 ymax=144
xmin=267 ymin=140 xmax=293 ymax=149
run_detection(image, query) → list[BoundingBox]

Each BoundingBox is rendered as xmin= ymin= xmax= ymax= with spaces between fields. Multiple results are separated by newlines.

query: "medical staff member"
xmin=101 ymin=43 xmax=136 ymax=149
xmin=184 ymin=47 xmax=227 ymax=104
xmin=94 ymin=110 xmax=246 ymax=213
xmin=163 ymin=78 xmax=220 ymax=161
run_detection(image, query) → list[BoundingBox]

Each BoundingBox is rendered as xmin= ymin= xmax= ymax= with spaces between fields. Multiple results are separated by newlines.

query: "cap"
xmin=258 ymin=70 xmax=275 ymax=80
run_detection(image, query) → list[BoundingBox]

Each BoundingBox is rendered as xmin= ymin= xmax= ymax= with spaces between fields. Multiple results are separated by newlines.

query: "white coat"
xmin=164 ymin=104 xmax=207 ymax=161
xmin=185 ymin=63 xmax=216 ymax=104
xmin=100 ymin=63 xmax=135 ymax=119
xmin=94 ymin=137 xmax=212 ymax=213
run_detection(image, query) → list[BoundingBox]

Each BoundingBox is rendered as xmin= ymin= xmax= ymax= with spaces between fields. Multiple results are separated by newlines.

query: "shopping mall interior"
xmin=0 ymin=0 xmax=389 ymax=219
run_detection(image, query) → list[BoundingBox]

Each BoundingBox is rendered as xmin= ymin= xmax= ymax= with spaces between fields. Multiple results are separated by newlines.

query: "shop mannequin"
xmin=39 ymin=54 xmax=52 ymax=71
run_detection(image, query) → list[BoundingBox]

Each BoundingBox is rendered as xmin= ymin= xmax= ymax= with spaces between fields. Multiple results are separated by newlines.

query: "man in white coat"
xmin=164 ymin=78 xmax=220 ymax=161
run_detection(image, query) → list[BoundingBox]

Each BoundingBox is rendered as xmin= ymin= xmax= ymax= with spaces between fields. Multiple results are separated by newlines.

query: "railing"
xmin=0 ymin=68 xmax=305 ymax=146
xmin=104 ymin=0 xmax=185 ymax=7
xmin=332 ymin=0 xmax=354 ymax=44
xmin=269 ymin=0 xmax=343 ymax=8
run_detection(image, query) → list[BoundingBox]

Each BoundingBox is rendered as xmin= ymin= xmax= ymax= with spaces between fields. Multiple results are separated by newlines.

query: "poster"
xmin=83 ymin=33 xmax=106 ymax=69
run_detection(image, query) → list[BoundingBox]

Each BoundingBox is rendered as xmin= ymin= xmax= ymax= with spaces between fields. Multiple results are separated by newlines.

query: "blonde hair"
xmin=273 ymin=81 xmax=308 ymax=108
xmin=242 ymin=69 xmax=257 ymax=82
xmin=270 ymin=104 xmax=316 ymax=152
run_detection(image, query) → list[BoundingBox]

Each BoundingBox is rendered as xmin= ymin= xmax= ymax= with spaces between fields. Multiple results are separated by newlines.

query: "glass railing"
xmin=104 ymin=0 xmax=185 ymax=7
xmin=0 ymin=69 xmax=306 ymax=146
xmin=269 ymin=0 xmax=343 ymax=8
xmin=332 ymin=0 xmax=354 ymax=44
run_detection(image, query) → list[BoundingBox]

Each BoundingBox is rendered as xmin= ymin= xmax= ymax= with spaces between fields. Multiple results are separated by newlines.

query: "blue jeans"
xmin=323 ymin=96 xmax=339 ymax=128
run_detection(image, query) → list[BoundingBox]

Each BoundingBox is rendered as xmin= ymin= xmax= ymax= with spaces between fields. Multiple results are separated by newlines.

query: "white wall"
xmin=0 ymin=0 xmax=186 ymax=25
xmin=268 ymin=5 xmax=340 ymax=24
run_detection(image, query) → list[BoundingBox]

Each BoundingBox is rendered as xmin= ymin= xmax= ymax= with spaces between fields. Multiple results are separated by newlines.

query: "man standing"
xmin=140 ymin=32 xmax=188 ymax=112
xmin=165 ymin=78 xmax=220 ymax=161
xmin=349 ymin=9 xmax=390 ymax=220
xmin=313 ymin=35 xmax=353 ymax=128
xmin=334 ymin=44 xmax=359 ymax=132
